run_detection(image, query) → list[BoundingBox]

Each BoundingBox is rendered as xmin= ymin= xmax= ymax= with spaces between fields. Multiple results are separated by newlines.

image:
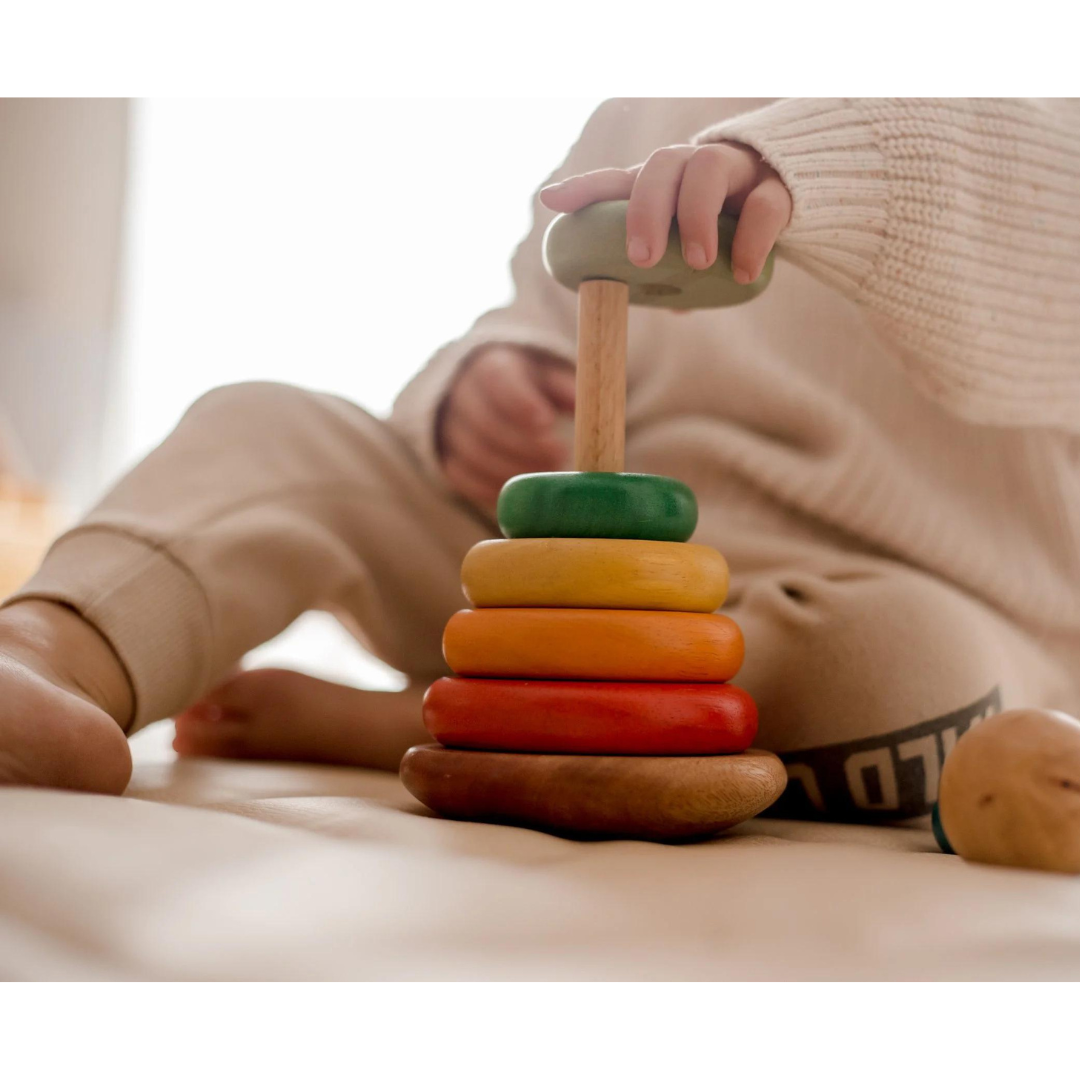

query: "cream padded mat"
xmin=2 ymin=721 xmax=1079 ymax=980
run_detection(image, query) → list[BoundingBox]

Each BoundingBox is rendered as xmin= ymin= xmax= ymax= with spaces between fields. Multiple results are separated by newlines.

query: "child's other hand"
xmin=438 ymin=344 xmax=574 ymax=510
xmin=539 ymin=142 xmax=791 ymax=286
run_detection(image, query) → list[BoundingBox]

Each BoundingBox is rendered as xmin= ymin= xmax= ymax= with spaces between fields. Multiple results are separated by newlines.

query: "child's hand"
xmin=540 ymin=142 xmax=791 ymax=286
xmin=438 ymin=344 xmax=574 ymax=510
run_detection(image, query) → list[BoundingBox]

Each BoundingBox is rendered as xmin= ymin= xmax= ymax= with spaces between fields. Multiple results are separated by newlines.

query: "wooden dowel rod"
xmin=575 ymin=278 xmax=628 ymax=472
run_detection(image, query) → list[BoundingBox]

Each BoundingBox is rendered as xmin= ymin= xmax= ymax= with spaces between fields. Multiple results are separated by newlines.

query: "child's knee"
xmin=177 ymin=381 xmax=406 ymax=475
xmin=732 ymin=567 xmax=1008 ymax=820
xmin=184 ymin=381 xmax=355 ymax=438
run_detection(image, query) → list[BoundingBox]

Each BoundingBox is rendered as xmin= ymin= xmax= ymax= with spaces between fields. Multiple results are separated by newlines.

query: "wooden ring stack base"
xmin=400 ymin=200 xmax=785 ymax=840
xmin=401 ymin=746 xmax=787 ymax=841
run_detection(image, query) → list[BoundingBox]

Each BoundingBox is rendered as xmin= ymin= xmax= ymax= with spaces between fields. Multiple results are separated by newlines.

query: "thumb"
xmin=534 ymin=360 xmax=576 ymax=412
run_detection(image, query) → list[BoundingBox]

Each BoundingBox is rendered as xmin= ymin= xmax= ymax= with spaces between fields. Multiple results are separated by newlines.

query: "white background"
xmin=117 ymin=98 xmax=599 ymax=464
xmin=116 ymin=98 xmax=599 ymax=686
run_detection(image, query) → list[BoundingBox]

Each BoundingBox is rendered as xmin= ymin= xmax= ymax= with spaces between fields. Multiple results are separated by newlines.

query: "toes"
xmin=173 ymin=715 xmax=256 ymax=759
xmin=174 ymin=668 xmax=317 ymax=761
xmin=189 ymin=670 xmax=257 ymax=714
xmin=179 ymin=700 xmax=226 ymax=723
xmin=200 ymin=667 xmax=310 ymax=714
xmin=177 ymin=667 xmax=296 ymax=727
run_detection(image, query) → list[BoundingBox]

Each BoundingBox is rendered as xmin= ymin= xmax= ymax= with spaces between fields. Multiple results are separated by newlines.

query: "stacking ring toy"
xmin=461 ymin=537 xmax=728 ymax=611
xmin=401 ymin=745 xmax=788 ymax=840
xmin=497 ymin=471 xmax=697 ymax=541
xmin=424 ymin=678 xmax=758 ymax=755
xmin=400 ymin=200 xmax=778 ymax=842
xmin=443 ymin=608 xmax=744 ymax=682
xmin=543 ymin=200 xmax=774 ymax=310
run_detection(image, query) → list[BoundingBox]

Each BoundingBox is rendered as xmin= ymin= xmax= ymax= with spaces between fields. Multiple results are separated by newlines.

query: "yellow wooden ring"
xmin=461 ymin=538 xmax=728 ymax=612
xmin=443 ymin=608 xmax=744 ymax=682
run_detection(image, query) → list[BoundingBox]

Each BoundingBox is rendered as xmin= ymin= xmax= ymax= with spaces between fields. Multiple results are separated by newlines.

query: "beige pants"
xmin=14 ymin=382 xmax=1079 ymax=822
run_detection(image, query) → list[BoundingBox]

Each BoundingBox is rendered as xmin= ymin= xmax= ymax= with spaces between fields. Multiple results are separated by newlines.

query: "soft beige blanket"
xmin=1 ymin=722 xmax=1078 ymax=980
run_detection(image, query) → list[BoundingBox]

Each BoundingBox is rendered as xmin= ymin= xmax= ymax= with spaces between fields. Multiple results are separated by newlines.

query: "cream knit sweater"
xmin=390 ymin=98 xmax=1080 ymax=667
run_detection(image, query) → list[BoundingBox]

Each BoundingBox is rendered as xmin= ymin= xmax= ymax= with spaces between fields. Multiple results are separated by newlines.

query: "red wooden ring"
xmin=423 ymin=677 xmax=757 ymax=755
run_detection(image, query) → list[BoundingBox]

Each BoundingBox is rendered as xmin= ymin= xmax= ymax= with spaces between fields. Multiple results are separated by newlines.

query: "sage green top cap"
xmin=497 ymin=471 xmax=698 ymax=542
xmin=542 ymin=199 xmax=773 ymax=309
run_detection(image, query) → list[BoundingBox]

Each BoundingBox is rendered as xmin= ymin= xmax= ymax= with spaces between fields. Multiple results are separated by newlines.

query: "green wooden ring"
xmin=497 ymin=472 xmax=698 ymax=542
xmin=542 ymin=200 xmax=774 ymax=310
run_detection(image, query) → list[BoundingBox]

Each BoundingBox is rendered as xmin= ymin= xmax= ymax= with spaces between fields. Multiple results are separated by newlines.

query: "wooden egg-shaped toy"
xmin=937 ymin=708 xmax=1080 ymax=873
xmin=497 ymin=471 xmax=697 ymax=542
xmin=461 ymin=537 xmax=729 ymax=612
xmin=543 ymin=200 xmax=774 ymax=310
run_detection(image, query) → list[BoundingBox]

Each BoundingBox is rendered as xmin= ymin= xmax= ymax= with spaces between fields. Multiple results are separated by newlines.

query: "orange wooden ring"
xmin=400 ymin=745 xmax=788 ymax=840
xmin=442 ymin=608 xmax=744 ymax=682
xmin=423 ymin=677 xmax=757 ymax=755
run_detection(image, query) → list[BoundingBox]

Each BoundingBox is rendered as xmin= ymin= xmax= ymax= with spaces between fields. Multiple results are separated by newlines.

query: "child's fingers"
xmin=442 ymin=457 xmax=502 ymax=510
xmin=625 ymin=146 xmax=694 ymax=268
xmin=475 ymin=350 xmax=558 ymax=431
xmin=450 ymin=384 xmax=566 ymax=466
xmin=540 ymin=143 xmax=791 ymax=282
xmin=675 ymin=145 xmax=732 ymax=270
xmin=442 ymin=420 xmax=532 ymax=489
xmin=539 ymin=168 xmax=639 ymax=212
xmin=443 ymin=408 xmax=564 ymax=478
xmin=533 ymin=360 xmax=576 ymax=412
xmin=730 ymin=176 xmax=792 ymax=284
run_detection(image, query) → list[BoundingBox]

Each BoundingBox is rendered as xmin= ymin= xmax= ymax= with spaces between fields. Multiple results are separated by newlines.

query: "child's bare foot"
xmin=173 ymin=669 xmax=430 ymax=772
xmin=0 ymin=601 xmax=133 ymax=793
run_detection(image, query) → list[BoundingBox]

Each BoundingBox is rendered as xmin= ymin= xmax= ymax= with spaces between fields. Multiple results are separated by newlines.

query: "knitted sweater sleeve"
xmin=692 ymin=98 xmax=1080 ymax=432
